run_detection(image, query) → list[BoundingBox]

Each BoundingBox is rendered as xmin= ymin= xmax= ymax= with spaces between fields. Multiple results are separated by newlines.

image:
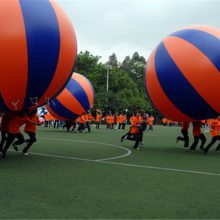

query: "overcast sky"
xmin=57 ymin=0 xmax=220 ymax=63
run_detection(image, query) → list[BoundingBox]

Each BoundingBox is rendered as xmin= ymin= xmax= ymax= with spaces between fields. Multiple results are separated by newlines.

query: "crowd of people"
xmin=2 ymin=107 xmax=220 ymax=158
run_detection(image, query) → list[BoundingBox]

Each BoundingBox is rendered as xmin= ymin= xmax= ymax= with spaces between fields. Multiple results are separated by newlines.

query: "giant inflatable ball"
xmin=0 ymin=0 xmax=77 ymax=112
xmin=145 ymin=25 xmax=220 ymax=122
xmin=46 ymin=73 xmax=95 ymax=121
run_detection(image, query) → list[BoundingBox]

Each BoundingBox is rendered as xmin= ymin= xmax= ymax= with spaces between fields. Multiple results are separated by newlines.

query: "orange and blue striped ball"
xmin=0 ymin=0 xmax=77 ymax=112
xmin=46 ymin=73 xmax=95 ymax=121
xmin=145 ymin=25 xmax=220 ymax=122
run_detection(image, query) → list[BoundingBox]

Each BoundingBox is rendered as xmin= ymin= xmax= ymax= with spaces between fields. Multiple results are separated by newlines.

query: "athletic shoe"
xmin=134 ymin=146 xmax=140 ymax=150
xmin=23 ymin=152 xmax=29 ymax=156
xmin=12 ymin=144 xmax=18 ymax=151
xmin=121 ymin=135 xmax=127 ymax=142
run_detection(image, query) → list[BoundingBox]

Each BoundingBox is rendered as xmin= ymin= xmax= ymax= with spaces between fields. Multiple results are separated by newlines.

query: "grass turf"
xmin=0 ymin=125 xmax=220 ymax=219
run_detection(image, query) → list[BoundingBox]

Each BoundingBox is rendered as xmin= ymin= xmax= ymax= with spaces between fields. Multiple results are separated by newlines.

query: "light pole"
xmin=105 ymin=64 xmax=111 ymax=111
xmin=106 ymin=64 xmax=112 ymax=91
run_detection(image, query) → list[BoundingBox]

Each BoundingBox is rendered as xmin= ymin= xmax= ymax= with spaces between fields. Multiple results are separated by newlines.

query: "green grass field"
xmin=1 ymin=125 xmax=220 ymax=219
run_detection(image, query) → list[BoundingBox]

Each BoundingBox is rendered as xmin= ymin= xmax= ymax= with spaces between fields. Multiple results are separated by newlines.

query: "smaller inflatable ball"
xmin=46 ymin=73 xmax=95 ymax=121
xmin=0 ymin=0 xmax=77 ymax=112
xmin=145 ymin=25 xmax=220 ymax=122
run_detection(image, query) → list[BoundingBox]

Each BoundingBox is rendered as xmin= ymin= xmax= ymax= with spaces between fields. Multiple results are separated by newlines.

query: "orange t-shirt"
xmin=147 ymin=116 xmax=154 ymax=125
xmin=130 ymin=116 xmax=140 ymax=134
xmin=110 ymin=115 xmax=115 ymax=124
xmin=105 ymin=115 xmax=111 ymax=124
xmin=78 ymin=115 xmax=86 ymax=124
xmin=192 ymin=121 xmax=202 ymax=136
xmin=96 ymin=114 xmax=102 ymax=122
xmin=210 ymin=119 xmax=220 ymax=137
xmin=24 ymin=114 xmax=40 ymax=133
xmin=8 ymin=115 xmax=29 ymax=133
xmin=181 ymin=121 xmax=190 ymax=130
xmin=122 ymin=115 xmax=127 ymax=123
xmin=87 ymin=114 xmax=94 ymax=122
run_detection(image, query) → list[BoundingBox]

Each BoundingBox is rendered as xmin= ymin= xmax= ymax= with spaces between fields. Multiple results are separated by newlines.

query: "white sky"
xmin=57 ymin=0 xmax=220 ymax=63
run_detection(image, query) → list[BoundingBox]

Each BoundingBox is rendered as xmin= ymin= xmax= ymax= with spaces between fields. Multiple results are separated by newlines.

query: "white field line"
xmin=26 ymin=151 xmax=220 ymax=177
xmin=14 ymin=137 xmax=220 ymax=177
xmin=38 ymin=138 xmax=132 ymax=161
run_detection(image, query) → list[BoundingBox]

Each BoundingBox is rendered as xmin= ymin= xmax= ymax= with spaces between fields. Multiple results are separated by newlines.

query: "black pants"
xmin=177 ymin=129 xmax=189 ymax=147
xmin=127 ymin=133 xmax=141 ymax=149
xmin=148 ymin=125 xmax=153 ymax=131
xmin=204 ymin=135 xmax=220 ymax=153
xmin=142 ymin=122 xmax=147 ymax=131
xmin=0 ymin=131 xmax=7 ymax=151
xmin=122 ymin=123 xmax=126 ymax=130
xmin=121 ymin=132 xmax=140 ymax=149
xmin=106 ymin=124 xmax=112 ymax=130
xmin=78 ymin=123 xmax=85 ymax=132
xmin=86 ymin=122 xmax=91 ymax=132
xmin=139 ymin=126 xmax=143 ymax=142
xmin=2 ymin=132 xmax=25 ymax=157
xmin=96 ymin=122 xmax=100 ymax=129
xmin=190 ymin=133 xmax=206 ymax=150
xmin=23 ymin=132 xmax=36 ymax=153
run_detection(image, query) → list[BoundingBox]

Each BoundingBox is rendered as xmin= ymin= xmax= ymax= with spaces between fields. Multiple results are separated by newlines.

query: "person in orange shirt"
xmin=106 ymin=113 xmax=113 ymax=130
xmin=121 ymin=113 xmax=127 ymax=130
xmin=190 ymin=120 xmax=206 ymax=151
xmin=137 ymin=112 xmax=144 ymax=144
xmin=95 ymin=109 xmax=102 ymax=129
xmin=204 ymin=117 xmax=220 ymax=153
xmin=161 ymin=118 xmax=168 ymax=126
xmin=84 ymin=111 xmax=94 ymax=132
xmin=121 ymin=112 xmax=141 ymax=149
xmin=2 ymin=110 xmax=39 ymax=158
xmin=147 ymin=115 xmax=154 ymax=131
xmin=22 ymin=109 xmax=42 ymax=156
xmin=77 ymin=113 xmax=87 ymax=132
xmin=176 ymin=121 xmax=190 ymax=148
xmin=115 ymin=112 xmax=123 ymax=130
xmin=110 ymin=113 xmax=115 ymax=130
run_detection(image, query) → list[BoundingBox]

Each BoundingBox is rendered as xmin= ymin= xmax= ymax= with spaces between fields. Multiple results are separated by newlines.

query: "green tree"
xmin=74 ymin=50 xmax=155 ymax=114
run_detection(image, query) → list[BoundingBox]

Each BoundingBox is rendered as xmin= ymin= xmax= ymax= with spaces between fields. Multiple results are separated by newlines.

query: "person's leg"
xmin=2 ymin=133 xmax=16 ymax=157
xmin=190 ymin=136 xmax=199 ymax=150
xmin=199 ymin=133 xmax=206 ymax=150
xmin=133 ymin=133 xmax=140 ymax=149
xmin=182 ymin=130 xmax=189 ymax=148
xmin=87 ymin=123 xmax=91 ymax=132
xmin=0 ymin=131 xmax=7 ymax=151
xmin=121 ymin=132 xmax=130 ymax=142
xmin=23 ymin=132 xmax=36 ymax=155
xmin=12 ymin=133 xmax=25 ymax=151
xmin=204 ymin=136 xmax=217 ymax=153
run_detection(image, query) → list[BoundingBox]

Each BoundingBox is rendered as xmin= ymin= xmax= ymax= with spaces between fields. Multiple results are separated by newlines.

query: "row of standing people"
xmin=0 ymin=109 xmax=42 ymax=158
xmin=61 ymin=110 xmax=155 ymax=133
xmin=105 ymin=112 xmax=154 ymax=131
xmin=176 ymin=117 xmax=220 ymax=153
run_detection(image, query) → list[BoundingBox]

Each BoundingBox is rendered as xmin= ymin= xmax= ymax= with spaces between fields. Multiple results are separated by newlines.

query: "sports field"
xmin=1 ymin=125 xmax=220 ymax=219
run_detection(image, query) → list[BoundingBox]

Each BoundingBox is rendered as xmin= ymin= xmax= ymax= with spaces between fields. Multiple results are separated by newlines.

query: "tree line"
xmin=74 ymin=51 xmax=158 ymax=117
